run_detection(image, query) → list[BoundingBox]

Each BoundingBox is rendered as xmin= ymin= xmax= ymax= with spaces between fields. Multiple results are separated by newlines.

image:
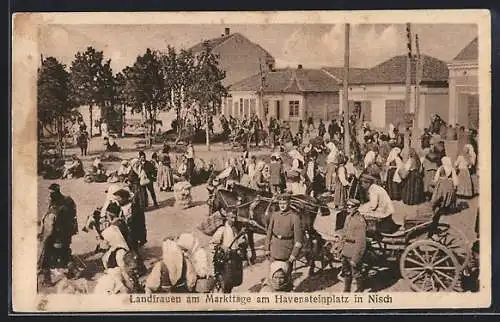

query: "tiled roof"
xmin=349 ymin=54 xmax=449 ymax=85
xmin=453 ymin=37 xmax=478 ymax=61
xmin=189 ymin=34 xmax=233 ymax=53
xmin=321 ymin=67 xmax=369 ymax=82
xmin=229 ymin=68 xmax=340 ymax=93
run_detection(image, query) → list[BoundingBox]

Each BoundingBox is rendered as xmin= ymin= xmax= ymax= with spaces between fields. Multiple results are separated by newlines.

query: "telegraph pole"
xmin=343 ymin=23 xmax=350 ymax=156
xmin=404 ymin=23 xmax=413 ymax=154
xmin=259 ymin=58 xmax=265 ymax=121
xmin=412 ymin=34 xmax=423 ymax=150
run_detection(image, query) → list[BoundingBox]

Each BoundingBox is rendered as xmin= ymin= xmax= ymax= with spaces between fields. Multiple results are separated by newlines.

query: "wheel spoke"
xmin=430 ymin=272 xmax=437 ymax=291
xmin=434 ymin=266 xmax=457 ymax=270
xmin=434 ymin=268 xmax=455 ymax=281
xmin=412 ymin=248 xmax=429 ymax=265
xmin=405 ymin=267 xmax=426 ymax=271
xmin=432 ymin=254 xmax=451 ymax=266
xmin=432 ymin=272 xmax=448 ymax=290
xmin=410 ymin=270 xmax=427 ymax=282
xmin=406 ymin=257 xmax=426 ymax=267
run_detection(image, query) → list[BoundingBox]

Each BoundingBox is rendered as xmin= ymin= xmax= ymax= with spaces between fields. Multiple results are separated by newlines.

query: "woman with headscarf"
xmin=388 ymin=123 xmax=396 ymax=140
xmin=252 ymin=161 xmax=269 ymax=192
xmin=177 ymin=233 xmax=213 ymax=293
xmin=145 ymin=237 xmax=198 ymax=293
xmin=333 ymin=153 xmax=349 ymax=209
xmin=400 ymin=148 xmax=425 ymax=205
xmin=157 ymin=145 xmax=174 ymax=192
xmin=260 ymin=260 xmax=293 ymax=292
xmin=385 ymin=147 xmax=403 ymax=201
xmin=286 ymin=169 xmax=307 ymax=195
xmin=421 ymin=148 xmax=440 ymax=200
xmin=363 ymin=149 xmax=377 ymax=170
xmin=430 ymin=157 xmax=458 ymax=219
xmin=93 ymin=225 xmax=143 ymax=294
xmin=113 ymin=188 xmax=147 ymax=250
xmin=127 ymin=159 xmax=148 ymax=212
xmin=455 ymin=144 xmax=475 ymax=198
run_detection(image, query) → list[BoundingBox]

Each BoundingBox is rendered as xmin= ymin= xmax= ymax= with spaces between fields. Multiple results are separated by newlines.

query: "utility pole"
xmin=259 ymin=58 xmax=265 ymax=121
xmin=343 ymin=23 xmax=350 ymax=156
xmin=412 ymin=33 xmax=423 ymax=150
xmin=404 ymin=23 xmax=413 ymax=155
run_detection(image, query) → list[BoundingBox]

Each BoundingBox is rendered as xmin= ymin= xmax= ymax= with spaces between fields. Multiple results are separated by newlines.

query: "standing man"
xmin=341 ymin=199 xmax=367 ymax=293
xmin=38 ymin=183 xmax=78 ymax=286
xmin=254 ymin=115 xmax=263 ymax=147
xmin=138 ymin=151 xmax=159 ymax=208
xmin=77 ymin=126 xmax=90 ymax=156
xmin=265 ymin=194 xmax=303 ymax=268
xmin=185 ymin=142 xmax=195 ymax=184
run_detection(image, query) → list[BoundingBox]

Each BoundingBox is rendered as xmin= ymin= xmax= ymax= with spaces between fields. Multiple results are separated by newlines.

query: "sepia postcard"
xmin=11 ymin=10 xmax=491 ymax=312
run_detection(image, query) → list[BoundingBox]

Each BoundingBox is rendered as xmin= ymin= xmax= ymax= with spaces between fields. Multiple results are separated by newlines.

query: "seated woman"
xmin=144 ymin=237 xmax=198 ymax=293
xmin=260 ymin=260 xmax=293 ymax=292
xmin=93 ymin=225 xmax=143 ymax=294
xmin=117 ymin=160 xmax=131 ymax=182
xmin=92 ymin=156 xmax=106 ymax=175
xmin=62 ymin=154 xmax=85 ymax=179
xmin=176 ymin=233 xmax=214 ymax=293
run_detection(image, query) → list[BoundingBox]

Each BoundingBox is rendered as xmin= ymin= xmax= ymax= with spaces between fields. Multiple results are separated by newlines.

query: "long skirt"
xmin=333 ymin=180 xmax=348 ymax=208
xmin=456 ymin=168 xmax=474 ymax=198
xmin=157 ymin=165 xmax=174 ymax=191
xmin=401 ymin=170 xmax=425 ymax=205
xmin=129 ymin=182 xmax=147 ymax=211
xmin=423 ymin=168 xmax=437 ymax=196
xmin=325 ymin=163 xmax=336 ymax=192
xmin=386 ymin=167 xmax=401 ymax=201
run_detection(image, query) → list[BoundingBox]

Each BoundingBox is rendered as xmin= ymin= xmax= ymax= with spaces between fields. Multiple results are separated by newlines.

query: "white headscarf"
xmin=161 ymin=239 xmax=185 ymax=286
xmin=385 ymin=147 xmax=402 ymax=167
xmin=364 ymin=150 xmax=376 ymax=169
xmin=177 ymin=233 xmax=209 ymax=278
xmin=441 ymin=157 xmax=453 ymax=177
xmin=464 ymin=144 xmax=477 ymax=166
xmin=101 ymin=225 xmax=130 ymax=269
xmin=388 ymin=124 xmax=396 ymax=139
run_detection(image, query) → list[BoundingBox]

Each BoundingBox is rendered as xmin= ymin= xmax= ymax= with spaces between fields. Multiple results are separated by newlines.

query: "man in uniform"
xmin=265 ymin=193 xmax=303 ymax=267
xmin=38 ymin=183 xmax=78 ymax=286
xmin=341 ymin=199 xmax=367 ymax=293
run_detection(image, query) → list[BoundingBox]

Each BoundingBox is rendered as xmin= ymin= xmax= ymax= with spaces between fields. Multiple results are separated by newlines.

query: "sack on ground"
xmin=198 ymin=211 xmax=225 ymax=236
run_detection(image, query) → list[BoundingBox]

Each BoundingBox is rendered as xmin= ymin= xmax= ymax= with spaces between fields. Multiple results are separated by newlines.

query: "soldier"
xmin=38 ymin=183 xmax=78 ymax=286
xmin=265 ymin=194 xmax=303 ymax=266
xmin=341 ymin=199 xmax=367 ymax=293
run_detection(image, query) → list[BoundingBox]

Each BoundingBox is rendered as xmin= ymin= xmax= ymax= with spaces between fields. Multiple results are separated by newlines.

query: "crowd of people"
xmin=37 ymin=113 xmax=479 ymax=294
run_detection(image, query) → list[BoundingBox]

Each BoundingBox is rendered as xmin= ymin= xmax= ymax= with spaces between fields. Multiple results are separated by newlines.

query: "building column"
xmin=448 ymin=76 xmax=457 ymax=125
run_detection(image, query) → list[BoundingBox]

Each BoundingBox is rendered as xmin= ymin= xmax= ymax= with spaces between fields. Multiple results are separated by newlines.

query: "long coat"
xmin=265 ymin=210 xmax=303 ymax=261
xmin=341 ymin=211 xmax=367 ymax=265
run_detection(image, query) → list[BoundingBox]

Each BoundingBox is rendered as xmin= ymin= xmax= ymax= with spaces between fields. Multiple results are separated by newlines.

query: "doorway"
xmin=275 ymin=100 xmax=281 ymax=120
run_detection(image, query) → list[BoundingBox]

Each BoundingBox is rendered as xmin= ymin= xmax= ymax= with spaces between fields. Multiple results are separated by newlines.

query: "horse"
xmin=210 ymin=182 xmax=332 ymax=275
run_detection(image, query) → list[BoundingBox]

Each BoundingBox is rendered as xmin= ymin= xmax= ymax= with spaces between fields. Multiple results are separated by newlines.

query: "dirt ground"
xmin=37 ymin=137 xmax=479 ymax=294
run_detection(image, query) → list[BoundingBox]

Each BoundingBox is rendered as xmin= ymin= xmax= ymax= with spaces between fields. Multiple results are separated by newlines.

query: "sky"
xmin=38 ymin=23 xmax=478 ymax=73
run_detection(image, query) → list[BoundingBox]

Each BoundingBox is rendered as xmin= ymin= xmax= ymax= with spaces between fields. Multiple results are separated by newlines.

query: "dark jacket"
xmin=265 ymin=210 xmax=303 ymax=261
xmin=341 ymin=211 xmax=367 ymax=265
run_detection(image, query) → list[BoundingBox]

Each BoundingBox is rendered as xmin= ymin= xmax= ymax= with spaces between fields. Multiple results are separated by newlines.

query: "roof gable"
xmin=229 ymin=68 xmax=340 ymax=93
xmin=453 ymin=37 xmax=478 ymax=61
xmin=350 ymin=54 xmax=449 ymax=85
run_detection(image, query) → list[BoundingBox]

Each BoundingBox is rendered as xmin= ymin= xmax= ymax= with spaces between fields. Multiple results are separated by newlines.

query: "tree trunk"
xmin=205 ymin=112 xmax=210 ymax=151
xmin=89 ymin=104 xmax=93 ymax=138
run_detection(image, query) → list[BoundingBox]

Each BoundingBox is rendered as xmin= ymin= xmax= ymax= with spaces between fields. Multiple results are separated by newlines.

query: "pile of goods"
xmin=173 ymin=181 xmax=193 ymax=208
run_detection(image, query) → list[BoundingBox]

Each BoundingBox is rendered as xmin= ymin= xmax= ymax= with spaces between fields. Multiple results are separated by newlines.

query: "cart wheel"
xmin=430 ymin=223 xmax=472 ymax=270
xmin=400 ymin=239 xmax=460 ymax=292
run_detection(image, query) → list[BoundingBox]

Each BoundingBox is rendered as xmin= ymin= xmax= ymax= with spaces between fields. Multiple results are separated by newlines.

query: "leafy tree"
xmin=37 ymin=56 xmax=76 ymax=145
xmin=69 ymin=46 xmax=113 ymax=138
xmin=162 ymin=46 xmax=197 ymax=137
xmin=122 ymin=48 xmax=168 ymax=146
xmin=191 ymin=42 xmax=228 ymax=150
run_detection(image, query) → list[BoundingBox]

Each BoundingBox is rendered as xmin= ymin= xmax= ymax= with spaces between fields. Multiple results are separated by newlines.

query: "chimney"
xmin=297 ymin=64 xmax=303 ymax=70
xmin=225 ymin=28 xmax=230 ymax=36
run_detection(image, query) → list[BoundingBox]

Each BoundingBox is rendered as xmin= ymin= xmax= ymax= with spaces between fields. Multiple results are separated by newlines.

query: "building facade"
xmin=447 ymin=37 xmax=479 ymax=129
xmin=189 ymin=28 xmax=276 ymax=86
xmin=338 ymin=55 xmax=449 ymax=130
xmin=225 ymin=66 xmax=340 ymax=125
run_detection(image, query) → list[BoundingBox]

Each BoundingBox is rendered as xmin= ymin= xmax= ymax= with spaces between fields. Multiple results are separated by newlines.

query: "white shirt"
xmin=359 ymin=184 xmax=395 ymax=217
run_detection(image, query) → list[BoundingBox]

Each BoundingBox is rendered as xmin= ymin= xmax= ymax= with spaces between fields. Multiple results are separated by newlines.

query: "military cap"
xmin=105 ymin=202 xmax=122 ymax=217
xmin=277 ymin=193 xmax=291 ymax=202
xmin=48 ymin=183 xmax=60 ymax=192
xmin=346 ymin=199 xmax=361 ymax=209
